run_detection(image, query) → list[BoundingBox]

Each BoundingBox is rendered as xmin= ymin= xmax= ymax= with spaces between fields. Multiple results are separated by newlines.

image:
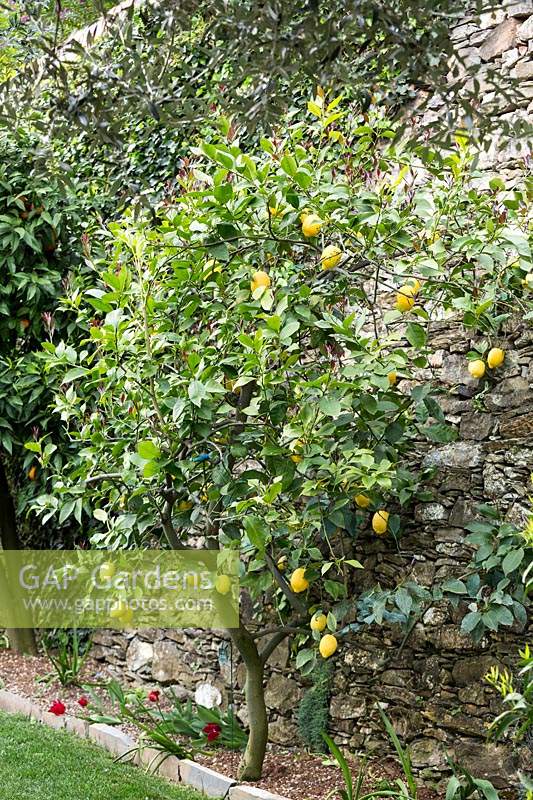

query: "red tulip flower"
xmin=78 ymin=696 xmax=89 ymax=708
xmin=203 ymin=722 xmax=221 ymax=742
xmin=148 ymin=690 xmax=160 ymax=703
xmin=48 ymin=700 xmax=66 ymax=716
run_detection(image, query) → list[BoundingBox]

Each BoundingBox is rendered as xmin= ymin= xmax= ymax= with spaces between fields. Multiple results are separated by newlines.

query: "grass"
xmin=0 ymin=711 xmax=209 ymax=800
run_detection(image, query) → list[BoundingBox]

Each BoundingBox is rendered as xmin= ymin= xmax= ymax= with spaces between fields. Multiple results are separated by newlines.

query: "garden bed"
xmin=0 ymin=647 xmax=442 ymax=800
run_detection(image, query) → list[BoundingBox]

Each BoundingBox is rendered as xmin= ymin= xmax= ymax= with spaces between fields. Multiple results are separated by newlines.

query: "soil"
xmin=0 ymin=647 xmax=441 ymax=800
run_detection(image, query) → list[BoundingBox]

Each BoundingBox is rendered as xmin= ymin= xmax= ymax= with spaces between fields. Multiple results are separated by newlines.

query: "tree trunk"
xmin=228 ymin=624 xmax=268 ymax=781
xmin=0 ymin=457 xmax=37 ymax=655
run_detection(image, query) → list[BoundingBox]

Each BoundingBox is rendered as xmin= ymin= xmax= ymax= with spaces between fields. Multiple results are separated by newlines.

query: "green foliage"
xmin=297 ymin=658 xmax=332 ymax=752
xmin=444 ymin=760 xmax=500 ymax=800
xmin=3 ymin=0 xmax=530 ymax=154
xmin=41 ymin=628 xmax=92 ymax=687
xmin=438 ymin=507 xmax=530 ymax=643
xmin=323 ymin=713 xmax=502 ymax=800
xmin=83 ymin=679 xmax=247 ymax=756
xmin=485 ymin=643 xmax=533 ymax=743
xmin=377 ymin=707 xmax=417 ymax=800
xmin=154 ymin=689 xmax=248 ymax=752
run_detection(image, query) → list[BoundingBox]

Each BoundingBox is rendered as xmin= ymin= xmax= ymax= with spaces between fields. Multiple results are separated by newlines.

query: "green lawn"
xmin=0 ymin=711 xmax=207 ymax=800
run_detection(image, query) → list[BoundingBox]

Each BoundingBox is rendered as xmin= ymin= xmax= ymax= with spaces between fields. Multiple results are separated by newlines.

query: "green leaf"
xmin=319 ymin=397 xmax=342 ymax=417
xmin=188 ymin=380 xmax=209 ymax=407
xmin=442 ymin=579 xmax=467 ymax=594
xmin=405 ymin=322 xmax=426 ymax=348
xmin=243 ymin=515 xmax=269 ymax=550
xmin=502 ymin=548 xmax=524 ymax=575
xmin=295 ymin=648 xmax=315 ymax=669
xmin=137 ymin=440 xmax=161 ymax=460
xmin=214 ymin=183 xmax=233 ymax=204
xmin=62 ymin=367 xmax=89 ymax=383
xmin=461 ymin=611 xmax=481 ymax=633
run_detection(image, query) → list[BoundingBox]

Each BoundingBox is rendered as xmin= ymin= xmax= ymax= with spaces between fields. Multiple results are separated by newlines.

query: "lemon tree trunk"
xmin=0 ymin=458 xmax=37 ymax=655
xmin=229 ymin=624 xmax=268 ymax=781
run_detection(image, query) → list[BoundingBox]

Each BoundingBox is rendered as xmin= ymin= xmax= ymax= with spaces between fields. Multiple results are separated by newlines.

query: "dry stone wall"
xmin=91 ymin=4 xmax=533 ymax=790
xmin=92 ymin=317 xmax=533 ymax=788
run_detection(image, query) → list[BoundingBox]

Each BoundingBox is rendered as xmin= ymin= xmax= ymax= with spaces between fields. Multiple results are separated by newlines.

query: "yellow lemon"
xmin=396 ymin=285 xmax=415 ymax=313
xmin=119 ymin=606 xmax=134 ymax=625
xmin=354 ymin=494 xmax=371 ymax=508
xmin=215 ymin=574 xmax=231 ymax=595
xmin=28 ymin=465 xmax=37 ymax=481
xmin=487 ymin=348 xmax=505 ymax=369
xmin=319 ymin=633 xmax=338 ymax=658
xmin=387 ymin=371 xmax=397 ymax=385
xmin=407 ymin=278 xmax=421 ymax=294
xmin=110 ymin=599 xmax=127 ymax=619
xmin=290 ymin=439 xmax=304 ymax=463
xmin=290 ymin=567 xmax=309 ymax=593
xmin=468 ymin=360 xmax=486 ymax=379
xmin=250 ymin=270 xmax=271 ymax=294
xmin=186 ymin=573 xmax=198 ymax=588
xmin=310 ymin=613 xmax=327 ymax=632
xmin=276 ymin=556 xmax=287 ymax=572
xmin=320 ymin=245 xmax=342 ymax=270
xmin=302 ymin=214 xmax=323 ymax=237
xmin=299 ymin=208 xmax=311 ymax=222
xmin=372 ymin=510 xmax=389 ymax=535
xmin=99 ymin=562 xmax=115 ymax=582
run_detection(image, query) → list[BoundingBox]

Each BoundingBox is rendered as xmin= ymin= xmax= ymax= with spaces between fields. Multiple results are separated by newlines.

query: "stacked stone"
xmin=420 ymin=2 xmax=533 ymax=170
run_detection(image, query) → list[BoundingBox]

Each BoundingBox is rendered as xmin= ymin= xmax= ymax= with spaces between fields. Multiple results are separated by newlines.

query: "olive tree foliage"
xmin=31 ymin=101 xmax=532 ymax=776
xmin=0 ymin=0 xmax=527 ymax=149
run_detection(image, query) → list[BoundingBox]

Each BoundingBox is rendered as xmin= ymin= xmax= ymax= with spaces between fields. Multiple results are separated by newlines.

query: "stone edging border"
xmin=0 ymin=689 xmax=290 ymax=800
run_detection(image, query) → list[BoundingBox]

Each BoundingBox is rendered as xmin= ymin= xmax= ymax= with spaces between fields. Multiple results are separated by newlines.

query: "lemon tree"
xmin=33 ymin=99 xmax=532 ymax=778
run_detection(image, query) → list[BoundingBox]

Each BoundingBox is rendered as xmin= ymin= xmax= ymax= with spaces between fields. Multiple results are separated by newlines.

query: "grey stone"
xmin=180 ymin=759 xmax=236 ymax=797
xmin=268 ymin=718 xmax=300 ymax=745
xmin=451 ymin=740 xmax=518 ymax=788
xmin=194 ymin=682 xmax=222 ymax=709
xmin=410 ymin=738 xmax=447 ymax=768
xmin=152 ymin=640 xmax=190 ymax=684
xmin=452 ymin=655 xmax=502 ymax=687
xmin=515 ymin=57 xmax=533 ymax=77
xmin=479 ymin=9 xmax=506 ymax=29
xmin=0 ymin=690 xmax=33 ymax=717
xmin=503 ymin=46 xmax=521 ymax=67
xmin=267 ymin=640 xmax=290 ymax=669
xmin=499 ymin=410 xmax=533 ymax=438
xmin=65 ymin=715 xmax=89 ymax=738
xmin=505 ymin=1 xmax=533 ymax=18
xmin=422 ymin=442 xmax=483 ymax=469
xmin=265 ymin=675 xmax=301 ymax=713
xmin=459 ymin=412 xmax=494 ymax=439
xmin=518 ymin=15 xmax=533 ymax=40
xmin=40 ymin=710 xmax=67 ymax=729
xmin=126 ymin=638 xmax=154 ymax=672
xmin=330 ymin=693 xmax=367 ymax=719
xmin=139 ymin=747 xmax=179 ymax=779
xmin=451 ymin=23 xmax=479 ymax=42
xmin=480 ymin=18 xmax=519 ymax=60
xmin=89 ymin=723 xmax=136 ymax=757
xmin=505 ymin=502 xmax=531 ymax=527
xmin=414 ymin=503 xmax=448 ymax=522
